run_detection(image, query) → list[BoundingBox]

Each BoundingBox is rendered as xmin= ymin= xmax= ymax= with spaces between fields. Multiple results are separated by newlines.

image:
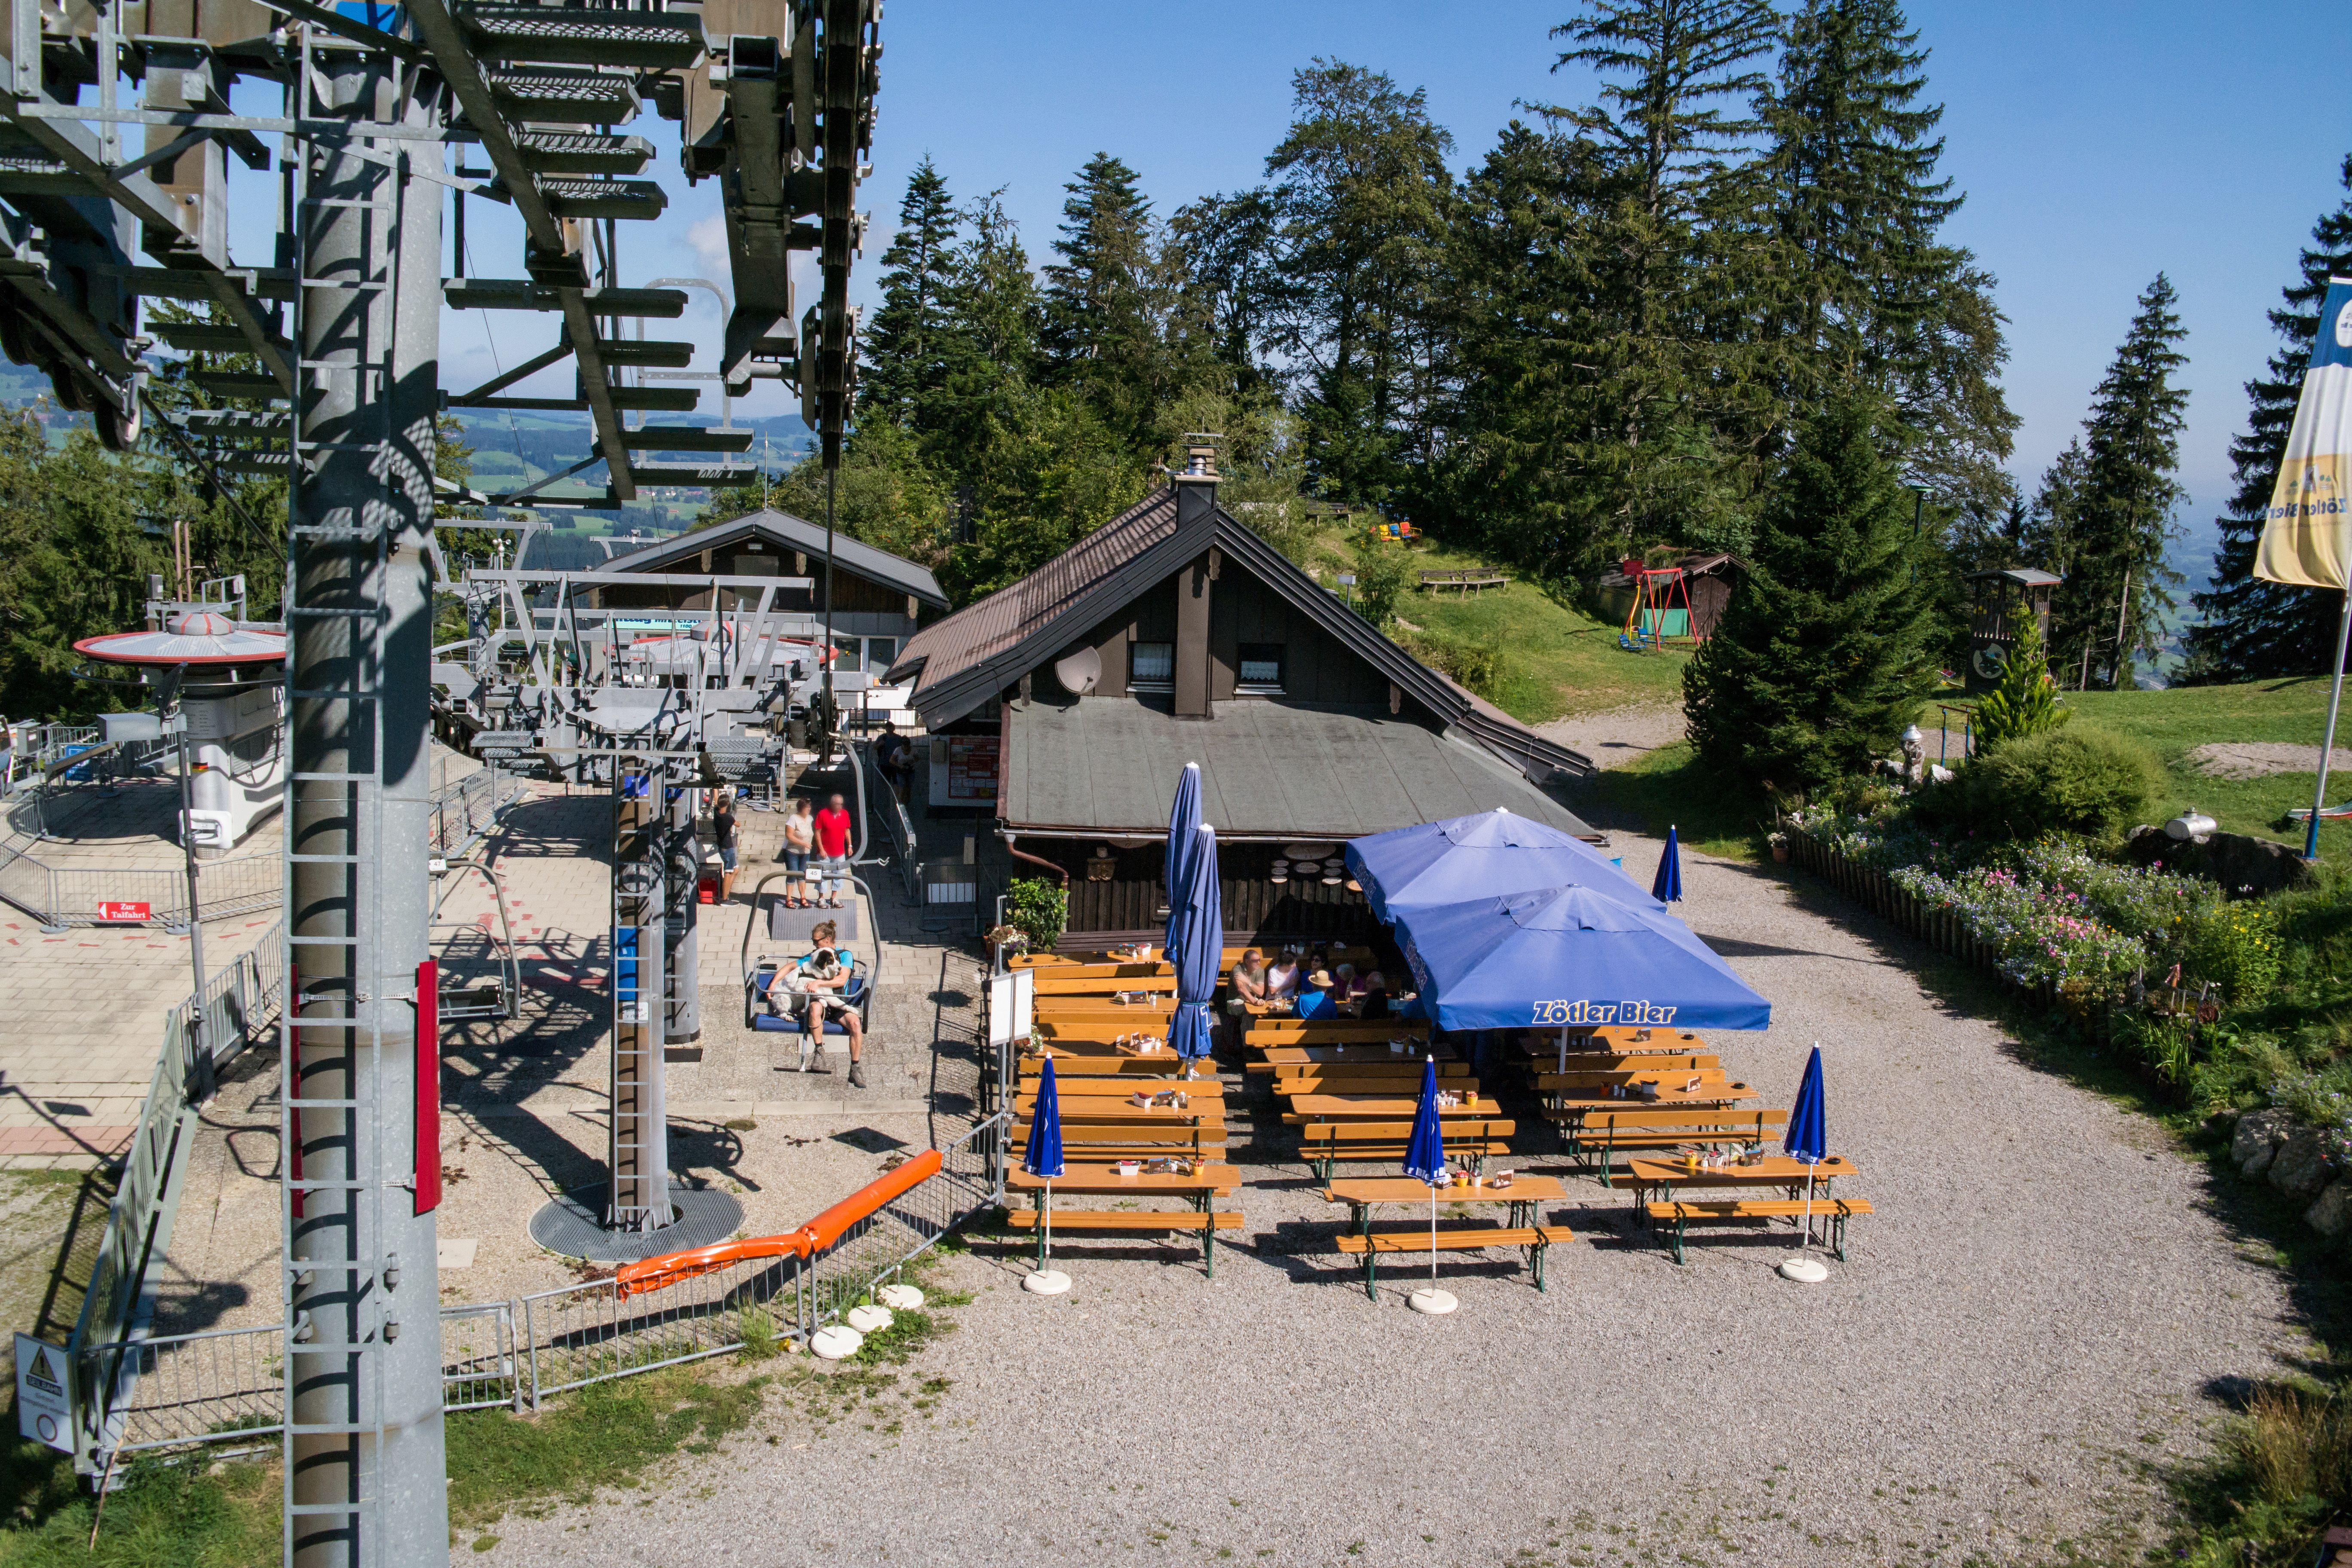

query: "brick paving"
xmin=0 ymin=776 xmax=275 ymax=1170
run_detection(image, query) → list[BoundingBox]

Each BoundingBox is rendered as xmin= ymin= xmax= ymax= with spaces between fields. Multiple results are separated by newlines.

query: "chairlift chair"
xmin=740 ymin=869 xmax=874 ymax=1040
xmin=429 ymin=858 xmax=520 ymax=1022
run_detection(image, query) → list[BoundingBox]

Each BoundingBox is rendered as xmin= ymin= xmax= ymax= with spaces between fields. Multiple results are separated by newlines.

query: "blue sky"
xmin=423 ymin=1 xmax=2352 ymax=565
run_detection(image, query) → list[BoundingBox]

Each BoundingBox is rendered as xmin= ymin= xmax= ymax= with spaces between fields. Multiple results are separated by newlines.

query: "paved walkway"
xmin=0 ymin=780 xmax=281 ymax=1168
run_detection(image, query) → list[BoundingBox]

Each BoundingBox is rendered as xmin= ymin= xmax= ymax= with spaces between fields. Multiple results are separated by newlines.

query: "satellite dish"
xmin=1052 ymin=646 xmax=1102 ymax=696
xmin=1972 ymin=643 xmax=2009 ymax=680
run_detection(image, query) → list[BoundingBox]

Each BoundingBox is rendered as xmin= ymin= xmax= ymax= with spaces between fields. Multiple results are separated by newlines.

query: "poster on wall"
xmin=930 ymin=735 xmax=1001 ymax=806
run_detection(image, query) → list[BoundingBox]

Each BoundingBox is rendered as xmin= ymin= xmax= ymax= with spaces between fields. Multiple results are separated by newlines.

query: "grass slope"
xmin=1294 ymin=529 xmax=1690 ymax=724
xmin=2066 ymin=678 xmax=2352 ymax=853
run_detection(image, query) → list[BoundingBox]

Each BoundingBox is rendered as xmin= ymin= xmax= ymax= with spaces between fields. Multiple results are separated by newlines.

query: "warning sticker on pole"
xmin=15 ymin=1332 xmax=75 ymax=1452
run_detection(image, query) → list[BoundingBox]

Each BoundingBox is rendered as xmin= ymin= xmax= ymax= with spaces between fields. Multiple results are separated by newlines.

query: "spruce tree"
xmin=2034 ymin=275 xmax=2190 ymax=688
xmin=1971 ymin=610 xmax=2067 ymax=749
xmin=1528 ymin=0 xmax=1780 ymax=557
xmin=1683 ymin=395 xmax=1939 ymax=793
xmin=1260 ymin=59 xmax=1456 ymax=505
xmin=1038 ymin=152 xmax=1180 ymax=450
xmin=2183 ymin=156 xmax=2352 ymax=683
xmin=858 ymin=158 xmax=962 ymax=437
xmin=1754 ymin=0 xmax=2015 ymax=518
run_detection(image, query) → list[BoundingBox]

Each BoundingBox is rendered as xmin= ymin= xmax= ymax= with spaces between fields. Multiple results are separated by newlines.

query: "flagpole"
xmin=2307 ymin=585 xmax=2352 ymax=861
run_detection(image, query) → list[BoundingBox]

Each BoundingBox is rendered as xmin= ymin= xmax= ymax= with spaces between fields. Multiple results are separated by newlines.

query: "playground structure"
xmin=1966 ymin=567 xmax=2062 ymax=691
xmin=0 ymin=0 xmax=885 ymax=1558
xmin=1616 ymin=553 xmax=1736 ymax=651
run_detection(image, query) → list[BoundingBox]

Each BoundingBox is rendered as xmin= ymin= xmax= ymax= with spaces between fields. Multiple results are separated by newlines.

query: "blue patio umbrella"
xmin=1403 ymin=1055 xmax=1449 ymax=1299
xmin=1784 ymin=1044 xmax=1828 ymax=1263
xmin=1393 ymin=885 xmax=1772 ymax=1035
xmin=1652 ymin=824 xmax=1683 ymax=904
xmin=1345 ymin=807 xmax=1659 ymax=924
xmin=1166 ymin=822 xmax=1223 ymax=1068
xmin=1161 ymin=761 xmax=1202 ymax=957
xmin=1024 ymin=1054 xmax=1066 ymax=1272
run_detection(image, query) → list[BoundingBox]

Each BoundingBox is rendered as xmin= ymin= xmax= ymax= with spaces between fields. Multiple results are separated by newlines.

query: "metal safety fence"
xmin=862 ymin=739 xmax=922 ymax=901
xmin=64 ymin=923 xmax=287 ymax=1473
xmin=429 ymin=759 xmax=523 ymax=860
xmin=66 ymin=1112 xmax=1009 ymax=1467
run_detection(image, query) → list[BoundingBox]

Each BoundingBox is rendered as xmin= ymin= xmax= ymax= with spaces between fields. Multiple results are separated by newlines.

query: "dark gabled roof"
xmin=1003 ymin=698 xmax=1598 ymax=840
xmin=886 ymin=487 xmax=1593 ymax=782
xmin=602 ymin=509 xmax=948 ymax=608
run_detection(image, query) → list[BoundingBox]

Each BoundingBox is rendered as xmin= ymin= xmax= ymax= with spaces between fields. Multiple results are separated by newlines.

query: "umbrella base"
xmin=1407 ymin=1287 xmax=1458 ymax=1315
xmin=877 ymin=1283 xmax=925 ymax=1311
xmin=846 ymin=1304 xmax=894 ymax=1334
xmin=1023 ymin=1268 xmax=1072 ymax=1295
xmin=810 ymin=1325 xmax=865 ymax=1360
xmin=1778 ymin=1256 xmax=1828 ymax=1284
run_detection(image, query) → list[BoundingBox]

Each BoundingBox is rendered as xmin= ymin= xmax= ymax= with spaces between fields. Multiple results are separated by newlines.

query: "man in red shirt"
xmin=812 ymin=793 xmax=853 ymax=908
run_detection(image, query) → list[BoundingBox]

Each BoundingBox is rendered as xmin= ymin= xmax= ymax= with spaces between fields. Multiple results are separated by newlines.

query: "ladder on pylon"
xmin=275 ymin=26 xmax=407 ymax=1562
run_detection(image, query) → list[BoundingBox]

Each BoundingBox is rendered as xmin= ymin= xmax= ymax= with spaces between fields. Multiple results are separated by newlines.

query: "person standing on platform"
xmin=711 ymin=790 xmax=738 ymax=874
xmin=780 ymin=797 xmax=815 ymax=908
xmin=814 ymin=792 xmax=854 ymax=909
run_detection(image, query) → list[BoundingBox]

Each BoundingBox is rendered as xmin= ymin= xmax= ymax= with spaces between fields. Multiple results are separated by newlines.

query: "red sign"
xmin=94 ymin=901 xmax=150 ymax=922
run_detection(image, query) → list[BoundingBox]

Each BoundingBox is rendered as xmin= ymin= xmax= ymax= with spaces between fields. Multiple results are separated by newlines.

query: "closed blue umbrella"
xmin=1403 ymin=1055 xmax=1452 ymax=1310
xmin=1167 ymin=823 xmax=1222 ymax=1071
xmin=1024 ymin=1055 xmax=1066 ymax=1286
xmin=1162 ymin=761 xmax=1201 ymax=956
xmin=1783 ymin=1045 xmax=1828 ymax=1276
xmin=1346 ymin=807 xmax=1659 ymax=924
xmin=1652 ymin=824 xmax=1683 ymax=904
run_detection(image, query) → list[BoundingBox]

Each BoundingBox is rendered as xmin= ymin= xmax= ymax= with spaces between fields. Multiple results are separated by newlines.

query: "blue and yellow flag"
xmin=2257 ymin=279 xmax=2352 ymax=590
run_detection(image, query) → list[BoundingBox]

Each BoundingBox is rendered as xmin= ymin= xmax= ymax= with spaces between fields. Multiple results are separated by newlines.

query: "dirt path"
xmin=478 ymin=827 xmax=2293 ymax=1568
xmin=1539 ymin=701 xmax=1687 ymax=770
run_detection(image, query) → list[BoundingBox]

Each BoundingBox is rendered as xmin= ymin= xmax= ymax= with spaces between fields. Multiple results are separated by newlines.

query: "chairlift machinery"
xmin=0 ymin=0 xmax=887 ymax=1555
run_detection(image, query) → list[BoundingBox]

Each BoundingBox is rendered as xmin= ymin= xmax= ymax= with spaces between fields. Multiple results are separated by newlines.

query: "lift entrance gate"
xmin=0 ymin=1 xmax=882 ymax=1562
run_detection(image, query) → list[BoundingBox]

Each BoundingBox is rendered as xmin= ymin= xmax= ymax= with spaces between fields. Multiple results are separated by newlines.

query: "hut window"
xmin=1130 ymin=640 xmax=1174 ymax=689
xmin=1236 ymin=643 xmax=1286 ymax=692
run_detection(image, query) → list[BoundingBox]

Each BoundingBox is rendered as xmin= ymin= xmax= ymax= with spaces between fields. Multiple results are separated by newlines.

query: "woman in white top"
xmin=779 ymin=799 xmax=816 ymax=908
xmin=1264 ymin=950 xmax=1301 ymax=1005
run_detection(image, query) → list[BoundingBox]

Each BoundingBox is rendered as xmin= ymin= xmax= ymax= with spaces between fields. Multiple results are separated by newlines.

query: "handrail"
xmin=614 ymin=1147 xmax=944 ymax=1298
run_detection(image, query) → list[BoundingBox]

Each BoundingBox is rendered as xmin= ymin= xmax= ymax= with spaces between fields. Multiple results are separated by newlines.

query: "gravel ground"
xmin=2189 ymin=740 xmax=2352 ymax=778
xmin=479 ymin=829 xmax=2297 ymax=1568
xmin=1539 ymin=703 xmax=1687 ymax=769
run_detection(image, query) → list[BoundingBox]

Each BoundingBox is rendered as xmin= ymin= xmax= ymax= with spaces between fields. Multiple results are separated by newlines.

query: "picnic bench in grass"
xmin=1297 ymin=1118 xmax=1515 ymax=1180
xmin=1645 ymin=1198 xmax=1874 ymax=1265
xmin=1417 ymin=567 xmax=1510 ymax=593
xmin=1333 ymin=1222 xmax=1571 ymax=1298
xmin=1566 ymin=1108 xmax=1789 ymax=1184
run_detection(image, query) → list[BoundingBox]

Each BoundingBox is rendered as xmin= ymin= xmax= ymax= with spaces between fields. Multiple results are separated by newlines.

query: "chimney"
xmin=1172 ymin=432 xmax=1222 ymax=531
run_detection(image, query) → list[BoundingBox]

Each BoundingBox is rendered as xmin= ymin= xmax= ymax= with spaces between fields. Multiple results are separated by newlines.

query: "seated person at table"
xmin=1264 ymin=947 xmax=1301 ymax=1006
xmin=1228 ymin=948 xmax=1268 ymax=1012
xmin=1357 ymin=974 xmax=1392 ymax=1020
xmin=768 ymin=919 xmax=868 ymax=1087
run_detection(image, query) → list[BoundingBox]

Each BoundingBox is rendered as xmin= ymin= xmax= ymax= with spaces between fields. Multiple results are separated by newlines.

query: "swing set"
xmin=1619 ymin=563 xmax=1701 ymax=651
